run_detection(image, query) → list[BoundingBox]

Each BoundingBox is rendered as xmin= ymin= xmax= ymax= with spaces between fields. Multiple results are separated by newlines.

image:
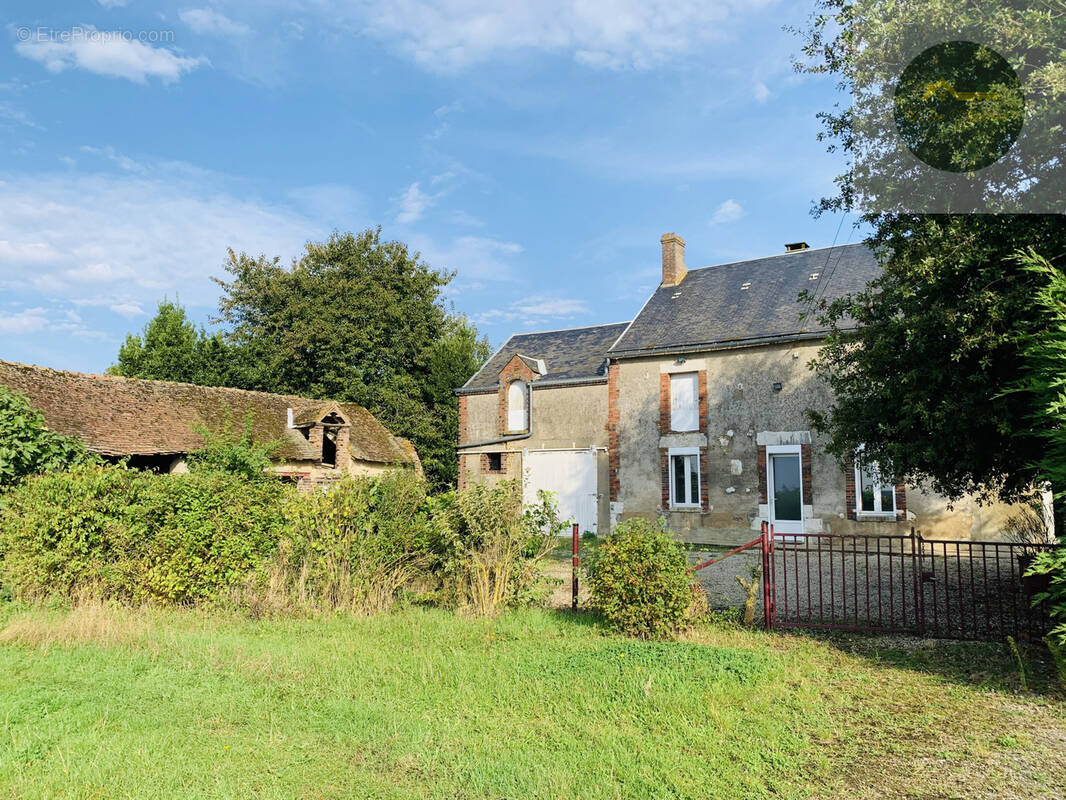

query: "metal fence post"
xmin=571 ymin=523 xmax=579 ymax=612
xmin=760 ymin=521 xmax=773 ymax=629
xmin=910 ymin=527 xmax=925 ymax=636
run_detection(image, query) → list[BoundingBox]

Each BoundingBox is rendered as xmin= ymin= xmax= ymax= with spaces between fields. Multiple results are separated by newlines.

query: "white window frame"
xmin=854 ymin=456 xmax=897 ymax=518
xmin=766 ymin=443 xmax=804 ymax=534
xmin=506 ymin=381 xmax=529 ymax=433
xmin=669 ymin=372 xmax=699 ymax=432
xmin=667 ymin=446 xmax=701 ymax=509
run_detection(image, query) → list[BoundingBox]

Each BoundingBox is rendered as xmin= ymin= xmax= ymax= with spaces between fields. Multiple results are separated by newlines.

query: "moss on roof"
xmin=0 ymin=360 xmax=415 ymax=466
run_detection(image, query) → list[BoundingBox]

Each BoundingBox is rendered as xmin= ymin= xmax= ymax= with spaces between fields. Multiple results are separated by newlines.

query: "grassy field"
xmin=0 ymin=603 xmax=1063 ymax=800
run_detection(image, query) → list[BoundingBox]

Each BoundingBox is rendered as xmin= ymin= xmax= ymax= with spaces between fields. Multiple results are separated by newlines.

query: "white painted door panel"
xmin=523 ymin=450 xmax=598 ymax=534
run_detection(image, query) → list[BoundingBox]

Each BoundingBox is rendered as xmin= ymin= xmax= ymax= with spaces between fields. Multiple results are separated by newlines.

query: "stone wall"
xmin=611 ymin=342 xmax=1021 ymax=543
xmin=459 ymin=381 xmax=611 ymax=533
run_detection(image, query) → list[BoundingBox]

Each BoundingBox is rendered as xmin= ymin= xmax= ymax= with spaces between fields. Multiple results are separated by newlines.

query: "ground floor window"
xmin=486 ymin=452 xmax=504 ymax=473
xmin=668 ymin=447 xmax=700 ymax=508
xmin=855 ymin=456 xmax=896 ymax=515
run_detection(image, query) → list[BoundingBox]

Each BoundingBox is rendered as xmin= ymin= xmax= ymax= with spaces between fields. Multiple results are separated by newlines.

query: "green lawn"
xmin=0 ymin=603 xmax=1063 ymax=800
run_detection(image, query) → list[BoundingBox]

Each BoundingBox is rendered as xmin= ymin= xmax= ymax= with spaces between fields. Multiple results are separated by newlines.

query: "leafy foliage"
xmin=186 ymin=410 xmax=281 ymax=481
xmin=1011 ymin=249 xmax=1066 ymax=645
xmin=0 ymin=385 xmax=94 ymax=488
xmin=584 ymin=518 xmax=704 ymax=640
xmin=109 ymin=300 xmax=246 ymax=387
xmin=266 ymin=471 xmax=433 ymax=615
xmin=214 ymin=229 xmax=490 ymax=489
xmin=429 ymin=479 xmax=563 ymax=615
xmin=793 ymin=3 xmax=1066 ymax=505
xmin=0 ymin=465 xmax=293 ymax=604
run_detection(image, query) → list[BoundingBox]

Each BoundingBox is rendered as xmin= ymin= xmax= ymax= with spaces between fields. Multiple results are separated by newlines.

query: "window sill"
xmin=856 ymin=511 xmax=897 ymax=521
xmin=669 ymin=505 xmax=703 ymax=512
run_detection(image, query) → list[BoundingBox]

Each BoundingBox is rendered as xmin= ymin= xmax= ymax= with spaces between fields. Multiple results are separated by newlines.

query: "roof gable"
xmin=609 ymin=243 xmax=880 ymax=355
xmin=462 ymin=322 xmax=630 ymax=391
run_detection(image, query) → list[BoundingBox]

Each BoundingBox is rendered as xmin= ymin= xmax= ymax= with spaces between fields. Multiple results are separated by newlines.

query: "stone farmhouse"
xmin=0 ymin=360 xmax=418 ymax=488
xmin=457 ymin=234 xmax=1018 ymax=544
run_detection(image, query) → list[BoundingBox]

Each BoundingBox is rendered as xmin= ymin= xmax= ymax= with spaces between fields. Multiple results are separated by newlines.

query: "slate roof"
xmin=461 ymin=322 xmax=630 ymax=392
xmin=0 ymin=360 xmax=416 ymax=465
xmin=609 ymin=243 xmax=881 ymax=356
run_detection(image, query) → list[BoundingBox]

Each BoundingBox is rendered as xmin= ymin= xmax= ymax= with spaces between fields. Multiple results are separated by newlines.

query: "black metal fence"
xmin=766 ymin=528 xmax=1054 ymax=641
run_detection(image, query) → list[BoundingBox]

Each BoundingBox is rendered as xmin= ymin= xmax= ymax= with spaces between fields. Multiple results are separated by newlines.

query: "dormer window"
xmin=507 ymin=380 xmax=529 ymax=432
xmin=320 ymin=411 xmax=345 ymax=467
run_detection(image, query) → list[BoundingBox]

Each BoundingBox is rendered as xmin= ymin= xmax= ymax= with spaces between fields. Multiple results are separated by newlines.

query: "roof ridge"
xmin=685 ymin=241 xmax=867 ymax=275
xmin=506 ymin=320 xmax=631 ymax=337
xmin=0 ymin=359 xmax=358 ymax=410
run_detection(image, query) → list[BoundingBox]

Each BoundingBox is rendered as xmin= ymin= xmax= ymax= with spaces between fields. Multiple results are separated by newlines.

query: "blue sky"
xmin=1 ymin=1 xmax=857 ymax=373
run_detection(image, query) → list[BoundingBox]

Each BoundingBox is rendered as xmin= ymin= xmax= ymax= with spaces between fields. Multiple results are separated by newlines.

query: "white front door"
xmin=766 ymin=445 xmax=804 ymax=535
xmin=522 ymin=449 xmax=598 ymax=534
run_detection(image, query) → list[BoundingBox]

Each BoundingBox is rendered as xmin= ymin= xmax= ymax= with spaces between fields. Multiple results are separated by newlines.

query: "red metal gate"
xmin=764 ymin=527 xmax=1054 ymax=641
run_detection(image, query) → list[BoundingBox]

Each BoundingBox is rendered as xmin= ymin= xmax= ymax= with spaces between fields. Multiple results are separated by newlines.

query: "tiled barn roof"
xmin=0 ymin=360 xmax=415 ymax=465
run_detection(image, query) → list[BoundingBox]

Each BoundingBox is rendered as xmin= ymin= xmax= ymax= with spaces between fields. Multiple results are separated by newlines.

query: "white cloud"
xmin=412 ymin=234 xmax=522 ymax=283
xmin=347 ymin=0 xmax=774 ymax=71
xmin=97 ymin=1 xmax=129 ymax=7
xmin=473 ymin=294 xmax=591 ymax=326
xmin=0 ymin=156 xmax=324 ymax=312
xmin=0 ymin=307 xmax=49 ymax=334
xmin=710 ymin=198 xmax=745 ymax=224
xmin=15 ymin=26 xmax=207 ymax=84
xmin=109 ymin=303 xmax=147 ymax=318
xmin=180 ymin=9 xmax=252 ymax=37
xmin=753 ymin=80 xmax=770 ymax=102
xmin=396 ymin=182 xmax=434 ymax=224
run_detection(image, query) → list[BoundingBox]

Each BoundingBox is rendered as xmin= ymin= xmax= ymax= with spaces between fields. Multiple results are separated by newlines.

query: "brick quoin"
xmin=895 ymin=485 xmax=907 ymax=521
xmin=497 ymin=355 xmax=536 ymax=436
xmin=699 ymin=445 xmax=709 ymax=512
xmin=698 ymin=370 xmax=708 ymax=432
xmin=801 ymin=443 xmax=813 ymax=506
xmin=458 ymin=453 xmax=469 ymax=491
xmin=659 ymin=448 xmax=670 ymax=510
xmin=757 ymin=445 xmax=767 ymax=505
xmin=606 ymin=363 xmax=620 ymax=503
xmin=844 ymin=455 xmax=857 ymax=520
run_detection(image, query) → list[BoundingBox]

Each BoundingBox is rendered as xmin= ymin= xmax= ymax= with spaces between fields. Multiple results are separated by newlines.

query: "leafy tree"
xmin=214 ymin=228 xmax=489 ymax=489
xmin=794 ymin=2 xmax=1066 ymax=507
xmin=1012 ymin=250 xmax=1066 ymax=646
xmin=110 ymin=300 xmax=238 ymax=386
xmin=0 ymin=385 xmax=94 ymax=488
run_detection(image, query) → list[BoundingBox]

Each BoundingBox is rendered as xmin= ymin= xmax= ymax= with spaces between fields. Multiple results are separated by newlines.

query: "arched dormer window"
xmin=507 ymin=380 xmax=529 ymax=432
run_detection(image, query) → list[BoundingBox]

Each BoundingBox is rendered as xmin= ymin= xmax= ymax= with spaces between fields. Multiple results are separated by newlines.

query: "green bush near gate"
xmin=584 ymin=518 xmax=704 ymax=639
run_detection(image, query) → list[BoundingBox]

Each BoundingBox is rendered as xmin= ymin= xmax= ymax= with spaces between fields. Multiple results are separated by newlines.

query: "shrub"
xmin=1028 ymin=544 xmax=1066 ymax=647
xmin=0 ymin=384 xmax=95 ymax=488
xmin=187 ymin=409 xmax=280 ymax=481
xmin=584 ymin=518 xmax=704 ymax=639
xmin=262 ymin=470 xmax=433 ymax=615
xmin=0 ymin=465 xmax=292 ymax=603
xmin=430 ymin=479 xmax=563 ymax=615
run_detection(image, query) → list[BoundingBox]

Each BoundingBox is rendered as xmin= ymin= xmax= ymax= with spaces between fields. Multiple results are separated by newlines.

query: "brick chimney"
xmin=660 ymin=232 xmax=687 ymax=286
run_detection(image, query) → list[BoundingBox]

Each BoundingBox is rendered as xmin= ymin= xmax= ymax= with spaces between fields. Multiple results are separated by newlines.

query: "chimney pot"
xmin=661 ymin=232 xmax=687 ymax=286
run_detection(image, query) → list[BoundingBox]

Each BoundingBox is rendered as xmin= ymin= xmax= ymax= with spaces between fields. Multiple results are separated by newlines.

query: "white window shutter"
xmin=507 ymin=382 xmax=528 ymax=431
xmin=670 ymin=372 xmax=699 ymax=431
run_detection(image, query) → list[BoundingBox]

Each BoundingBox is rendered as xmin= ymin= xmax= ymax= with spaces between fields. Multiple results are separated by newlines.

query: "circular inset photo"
xmin=893 ymin=41 xmax=1025 ymax=173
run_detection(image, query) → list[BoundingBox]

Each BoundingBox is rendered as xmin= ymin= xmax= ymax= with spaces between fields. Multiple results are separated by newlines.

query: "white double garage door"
xmin=521 ymin=449 xmax=599 ymax=534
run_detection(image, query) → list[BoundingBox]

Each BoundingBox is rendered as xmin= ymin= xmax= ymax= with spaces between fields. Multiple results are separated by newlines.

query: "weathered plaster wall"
xmin=459 ymin=382 xmax=611 ymax=533
xmin=613 ymin=342 xmax=1020 ymax=543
